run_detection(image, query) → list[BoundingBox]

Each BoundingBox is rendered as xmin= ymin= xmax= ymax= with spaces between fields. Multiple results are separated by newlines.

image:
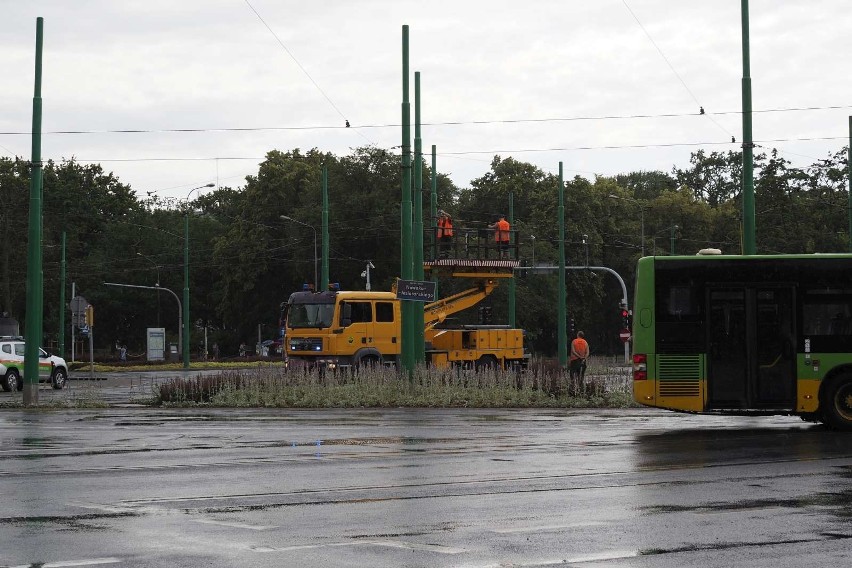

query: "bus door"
xmin=707 ymin=286 xmax=795 ymax=409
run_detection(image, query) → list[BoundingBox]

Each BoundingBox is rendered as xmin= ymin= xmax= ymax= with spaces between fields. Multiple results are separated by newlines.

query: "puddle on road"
xmin=639 ymin=532 xmax=852 ymax=556
xmin=0 ymin=511 xmax=138 ymax=531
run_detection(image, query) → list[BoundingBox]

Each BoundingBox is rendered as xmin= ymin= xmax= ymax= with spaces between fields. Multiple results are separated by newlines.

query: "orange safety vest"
xmin=494 ymin=219 xmax=510 ymax=243
xmin=438 ymin=216 xmax=454 ymax=238
xmin=569 ymin=337 xmax=589 ymax=361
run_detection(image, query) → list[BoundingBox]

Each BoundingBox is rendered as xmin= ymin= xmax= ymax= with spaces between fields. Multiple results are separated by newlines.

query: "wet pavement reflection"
xmin=0 ymin=406 xmax=850 ymax=567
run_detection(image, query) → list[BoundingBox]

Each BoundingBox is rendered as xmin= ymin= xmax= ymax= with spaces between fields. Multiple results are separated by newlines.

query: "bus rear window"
xmin=660 ymin=285 xmax=699 ymax=319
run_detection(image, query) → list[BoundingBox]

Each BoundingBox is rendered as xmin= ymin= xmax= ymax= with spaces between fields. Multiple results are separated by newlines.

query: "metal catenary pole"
xmin=24 ymin=17 xmax=45 ymax=406
xmin=321 ymin=165 xmax=329 ymax=290
xmin=183 ymin=212 xmax=190 ymax=368
xmin=413 ymin=71 xmax=425 ymax=363
xmin=740 ymin=0 xmax=756 ymax=255
xmin=58 ymin=230 xmax=66 ymax=357
xmin=400 ymin=25 xmax=414 ymax=372
xmin=430 ymin=145 xmax=439 ymax=298
xmin=557 ymin=163 xmax=567 ymax=368
xmin=508 ymin=192 xmax=516 ymax=328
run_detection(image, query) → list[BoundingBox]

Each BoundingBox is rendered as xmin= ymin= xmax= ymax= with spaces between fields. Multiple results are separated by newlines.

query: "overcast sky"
xmin=2 ymin=0 xmax=850 ymax=202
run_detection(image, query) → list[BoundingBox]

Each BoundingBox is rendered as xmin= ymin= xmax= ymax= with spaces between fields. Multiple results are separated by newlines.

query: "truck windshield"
xmin=287 ymin=303 xmax=335 ymax=329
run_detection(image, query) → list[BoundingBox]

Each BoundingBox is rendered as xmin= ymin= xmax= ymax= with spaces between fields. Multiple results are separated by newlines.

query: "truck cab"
xmin=285 ymin=290 xmax=401 ymax=369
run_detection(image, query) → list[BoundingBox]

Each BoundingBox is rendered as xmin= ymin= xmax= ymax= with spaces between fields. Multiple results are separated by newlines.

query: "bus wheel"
xmin=822 ymin=374 xmax=852 ymax=431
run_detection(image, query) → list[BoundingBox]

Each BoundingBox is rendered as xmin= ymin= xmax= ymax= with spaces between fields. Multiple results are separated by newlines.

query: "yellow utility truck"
xmin=283 ymin=280 xmax=528 ymax=371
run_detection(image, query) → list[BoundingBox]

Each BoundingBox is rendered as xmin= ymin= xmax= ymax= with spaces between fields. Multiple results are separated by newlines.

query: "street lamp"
xmin=280 ymin=215 xmax=318 ymax=288
xmin=183 ymin=183 xmax=215 ymax=369
xmin=608 ymin=194 xmax=646 ymax=257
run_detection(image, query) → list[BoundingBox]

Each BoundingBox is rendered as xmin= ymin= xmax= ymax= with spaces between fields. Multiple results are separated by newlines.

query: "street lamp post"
xmin=281 ymin=215 xmax=318 ymax=288
xmin=183 ymin=183 xmax=215 ymax=369
xmin=608 ymin=194 xmax=646 ymax=257
xmin=104 ymin=282 xmax=181 ymax=361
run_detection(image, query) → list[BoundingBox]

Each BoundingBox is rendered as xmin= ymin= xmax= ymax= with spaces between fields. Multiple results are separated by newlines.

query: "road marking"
xmin=68 ymin=502 xmax=135 ymax=514
xmin=10 ymin=558 xmax=122 ymax=567
xmin=454 ymin=550 xmax=639 ymax=568
xmin=247 ymin=540 xmax=464 ymax=554
xmin=491 ymin=520 xmax=607 ymax=533
xmin=193 ymin=518 xmax=278 ymax=530
xmin=563 ymin=550 xmax=639 ymax=563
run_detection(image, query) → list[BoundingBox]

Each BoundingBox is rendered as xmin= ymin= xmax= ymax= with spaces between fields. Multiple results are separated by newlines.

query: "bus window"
xmin=665 ymin=286 xmax=699 ymax=319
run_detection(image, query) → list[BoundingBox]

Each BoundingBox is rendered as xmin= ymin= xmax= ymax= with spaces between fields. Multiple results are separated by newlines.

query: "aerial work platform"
xmin=424 ymin=226 xmax=520 ymax=277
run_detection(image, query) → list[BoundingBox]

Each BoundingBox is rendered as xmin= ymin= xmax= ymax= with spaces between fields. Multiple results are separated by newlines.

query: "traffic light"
xmin=619 ymin=302 xmax=629 ymax=329
xmin=85 ymin=304 xmax=94 ymax=327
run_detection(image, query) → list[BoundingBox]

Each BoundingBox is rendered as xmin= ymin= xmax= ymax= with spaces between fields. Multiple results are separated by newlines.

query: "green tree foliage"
xmin=4 ymin=144 xmax=849 ymax=358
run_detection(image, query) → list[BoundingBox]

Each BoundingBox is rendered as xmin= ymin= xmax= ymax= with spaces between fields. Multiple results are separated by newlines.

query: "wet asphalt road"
xmin=1 ymin=395 xmax=851 ymax=567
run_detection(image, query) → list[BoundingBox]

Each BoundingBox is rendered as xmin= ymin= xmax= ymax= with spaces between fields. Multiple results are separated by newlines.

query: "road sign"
xmin=70 ymin=295 xmax=88 ymax=314
xmin=619 ymin=328 xmax=631 ymax=343
xmin=396 ymin=279 xmax=437 ymax=302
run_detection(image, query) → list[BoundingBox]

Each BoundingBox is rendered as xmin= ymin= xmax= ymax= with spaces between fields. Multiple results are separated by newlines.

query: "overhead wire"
xmin=620 ymin=0 xmax=736 ymax=139
xmin=1 ymin=105 xmax=849 ymax=136
xmin=243 ymin=0 xmax=374 ymax=146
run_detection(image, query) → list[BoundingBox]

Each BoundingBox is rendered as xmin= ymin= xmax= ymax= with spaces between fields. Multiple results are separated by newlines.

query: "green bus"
xmin=632 ymin=252 xmax=852 ymax=430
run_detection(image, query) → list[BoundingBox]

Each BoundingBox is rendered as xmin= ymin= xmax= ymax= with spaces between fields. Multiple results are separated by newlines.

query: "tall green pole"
xmin=24 ymin=17 xmax=45 ymax=405
xmin=741 ymin=0 xmax=756 ymax=255
xmin=670 ymin=225 xmax=676 ymax=255
xmin=508 ymin=193 xmax=516 ymax=327
xmin=321 ymin=165 xmax=329 ymax=290
xmin=847 ymin=116 xmax=851 ymax=253
xmin=182 ymin=213 xmax=190 ymax=369
xmin=400 ymin=25 xmax=414 ymax=372
xmin=557 ymin=163 xmax=567 ymax=367
xmin=58 ymin=230 xmax=66 ymax=357
xmin=430 ymin=145 xmax=438 ymax=262
xmin=413 ymin=72 xmax=425 ymax=363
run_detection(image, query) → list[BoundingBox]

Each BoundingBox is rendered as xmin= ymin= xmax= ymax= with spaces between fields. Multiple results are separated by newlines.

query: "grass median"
xmin=153 ymin=356 xmax=637 ymax=408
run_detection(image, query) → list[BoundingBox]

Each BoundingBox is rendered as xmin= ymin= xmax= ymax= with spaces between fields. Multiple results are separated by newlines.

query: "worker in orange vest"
xmin=437 ymin=210 xmax=454 ymax=258
xmin=569 ymin=331 xmax=590 ymax=382
xmin=489 ymin=214 xmax=511 ymax=258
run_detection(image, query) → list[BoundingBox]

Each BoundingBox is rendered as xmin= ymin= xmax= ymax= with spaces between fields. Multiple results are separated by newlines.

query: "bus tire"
xmin=821 ymin=374 xmax=852 ymax=431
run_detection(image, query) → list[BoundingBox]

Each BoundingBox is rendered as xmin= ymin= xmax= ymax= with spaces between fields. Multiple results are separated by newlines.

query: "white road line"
xmin=564 ymin=550 xmax=639 ymax=563
xmin=10 ymin=558 xmax=122 ymax=568
xmin=67 ymin=502 xmax=135 ymax=514
xmin=491 ymin=521 xmax=607 ymax=534
xmin=247 ymin=540 xmax=464 ymax=554
xmin=453 ymin=550 xmax=639 ymax=568
xmin=193 ymin=519 xmax=278 ymax=530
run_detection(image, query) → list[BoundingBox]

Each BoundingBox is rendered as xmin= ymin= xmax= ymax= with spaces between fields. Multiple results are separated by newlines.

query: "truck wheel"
xmin=357 ymin=355 xmax=381 ymax=369
xmin=821 ymin=374 xmax=852 ymax=431
xmin=52 ymin=368 xmax=68 ymax=390
xmin=2 ymin=369 xmax=20 ymax=392
xmin=475 ymin=355 xmax=500 ymax=372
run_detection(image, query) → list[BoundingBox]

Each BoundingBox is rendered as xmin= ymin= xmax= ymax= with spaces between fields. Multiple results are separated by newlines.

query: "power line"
xmin=243 ymin=0 xmax=374 ymax=146
xmin=244 ymin=0 xmax=346 ymax=122
xmin=1 ymin=105 xmax=849 ymax=137
xmin=620 ymin=0 xmax=734 ymax=138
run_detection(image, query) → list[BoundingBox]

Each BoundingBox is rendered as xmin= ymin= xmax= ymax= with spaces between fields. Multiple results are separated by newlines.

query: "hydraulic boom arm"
xmin=423 ymin=280 xmax=497 ymax=331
